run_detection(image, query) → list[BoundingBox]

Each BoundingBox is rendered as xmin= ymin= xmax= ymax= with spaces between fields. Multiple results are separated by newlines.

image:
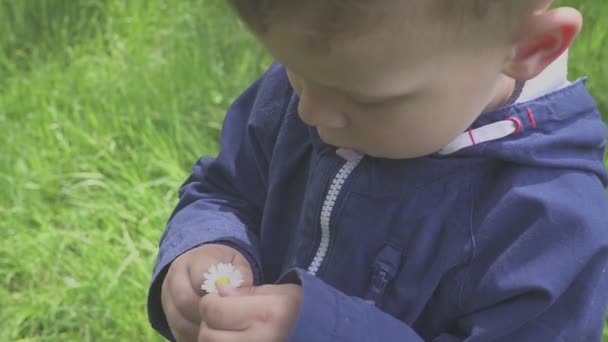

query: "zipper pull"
xmin=364 ymin=244 xmax=403 ymax=305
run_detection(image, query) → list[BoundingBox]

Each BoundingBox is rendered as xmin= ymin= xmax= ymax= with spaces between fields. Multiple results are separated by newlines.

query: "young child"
xmin=148 ymin=0 xmax=608 ymax=340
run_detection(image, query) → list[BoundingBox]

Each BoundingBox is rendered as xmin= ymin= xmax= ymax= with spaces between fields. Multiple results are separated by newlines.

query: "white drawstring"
xmin=437 ymin=118 xmax=521 ymax=155
xmin=335 ymin=117 xmax=523 ymax=160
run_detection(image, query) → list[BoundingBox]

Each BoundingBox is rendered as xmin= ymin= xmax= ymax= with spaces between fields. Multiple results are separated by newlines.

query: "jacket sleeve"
xmin=279 ymin=171 xmax=608 ymax=342
xmin=147 ymin=63 xmax=291 ymax=340
xmin=279 ymin=269 xmax=426 ymax=342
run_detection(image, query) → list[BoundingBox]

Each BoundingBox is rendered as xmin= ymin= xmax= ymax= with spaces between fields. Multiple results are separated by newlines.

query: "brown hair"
xmin=227 ymin=0 xmax=545 ymax=43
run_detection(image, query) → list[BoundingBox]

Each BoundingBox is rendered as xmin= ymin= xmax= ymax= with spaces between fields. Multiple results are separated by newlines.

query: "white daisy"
xmin=201 ymin=263 xmax=244 ymax=294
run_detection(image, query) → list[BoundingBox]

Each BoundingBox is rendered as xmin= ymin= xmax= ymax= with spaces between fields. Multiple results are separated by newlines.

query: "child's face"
xmin=260 ymin=19 xmax=514 ymax=159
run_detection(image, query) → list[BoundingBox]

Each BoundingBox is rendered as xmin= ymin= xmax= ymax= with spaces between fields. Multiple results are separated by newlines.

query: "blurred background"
xmin=0 ymin=0 xmax=606 ymax=341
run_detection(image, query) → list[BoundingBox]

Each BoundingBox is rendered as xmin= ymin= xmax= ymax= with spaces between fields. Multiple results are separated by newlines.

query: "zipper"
xmin=307 ymin=156 xmax=363 ymax=276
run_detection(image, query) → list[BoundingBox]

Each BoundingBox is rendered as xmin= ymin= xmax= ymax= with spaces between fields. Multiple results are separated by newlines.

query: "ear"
xmin=502 ymin=7 xmax=582 ymax=80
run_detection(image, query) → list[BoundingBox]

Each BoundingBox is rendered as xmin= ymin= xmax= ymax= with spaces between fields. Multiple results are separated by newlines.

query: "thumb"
xmin=217 ymin=283 xmax=256 ymax=297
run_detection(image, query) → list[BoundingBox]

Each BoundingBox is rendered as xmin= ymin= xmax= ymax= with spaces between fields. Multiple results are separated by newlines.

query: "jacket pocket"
xmin=331 ymin=183 xmax=471 ymax=324
xmin=365 ymin=242 xmax=404 ymax=305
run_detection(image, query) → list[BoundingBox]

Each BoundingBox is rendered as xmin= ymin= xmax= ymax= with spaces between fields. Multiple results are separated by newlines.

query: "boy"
xmin=148 ymin=0 xmax=608 ymax=340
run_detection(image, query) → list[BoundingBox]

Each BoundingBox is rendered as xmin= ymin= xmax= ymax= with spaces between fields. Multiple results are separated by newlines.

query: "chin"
xmin=317 ymin=130 xmax=346 ymax=149
xmin=364 ymin=148 xmax=434 ymax=160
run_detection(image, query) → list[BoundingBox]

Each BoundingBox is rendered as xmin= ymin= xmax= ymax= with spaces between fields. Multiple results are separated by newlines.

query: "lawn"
xmin=0 ymin=0 xmax=606 ymax=341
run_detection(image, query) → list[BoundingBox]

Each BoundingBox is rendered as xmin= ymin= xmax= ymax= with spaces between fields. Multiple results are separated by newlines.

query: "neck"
xmin=483 ymin=76 xmax=517 ymax=112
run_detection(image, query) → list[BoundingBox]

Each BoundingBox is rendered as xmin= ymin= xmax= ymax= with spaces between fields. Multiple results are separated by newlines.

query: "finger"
xmin=163 ymin=293 xmax=201 ymax=342
xmin=217 ymin=284 xmax=257 ymax=298
xmin=188 ymin=245 xmax=255 ymax=294
xmin=218 ymin=284 xmax=298 ymax=297
xmin=200 ymin=294 xmax=274 ymax=331
xmin=199 ymin=325 xmax=262 ymax=342
xmin=217 ymin=283 xmax=243 ymax=297
xmin=167 ymin=261 xmax=204 ymax=323
xmin=230 ymin=253 xmax=255 ymax=287
xmin=186 ymin=250 xmax=252 ymax=294
xmin=187 ymin=257 xmax=213 ymax=297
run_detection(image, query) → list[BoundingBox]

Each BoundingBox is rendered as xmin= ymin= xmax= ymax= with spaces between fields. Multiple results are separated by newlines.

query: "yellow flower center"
xmin=215 ymin=277 xmax=230 ymax=287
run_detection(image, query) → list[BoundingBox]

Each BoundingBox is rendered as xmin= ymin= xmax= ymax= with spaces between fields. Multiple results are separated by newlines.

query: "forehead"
xmin=261 ymin=18 xmax=449 ymax=96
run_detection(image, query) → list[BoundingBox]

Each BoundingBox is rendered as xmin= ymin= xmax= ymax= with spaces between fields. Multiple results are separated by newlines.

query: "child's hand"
xmin=198 ymin=284 xmax=302 ymax=342
xmin=161 ymin=244 xmax=254 ymax=342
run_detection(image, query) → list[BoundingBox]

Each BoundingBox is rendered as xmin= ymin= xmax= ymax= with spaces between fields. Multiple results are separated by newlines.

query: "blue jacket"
xmin=148 ymin=63 xmax=608 ymax=341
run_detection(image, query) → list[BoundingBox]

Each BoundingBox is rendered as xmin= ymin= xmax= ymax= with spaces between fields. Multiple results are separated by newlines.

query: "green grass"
xmin=0 ymin=0 xmax=606 ymax=341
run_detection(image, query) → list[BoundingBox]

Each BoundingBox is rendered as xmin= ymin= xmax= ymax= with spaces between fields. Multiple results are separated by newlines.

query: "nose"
xmin=297 ymin=91 xmax=348 ymax=129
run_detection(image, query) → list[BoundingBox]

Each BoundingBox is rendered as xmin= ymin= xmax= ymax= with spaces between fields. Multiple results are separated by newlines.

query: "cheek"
xmin=286 ymin=70 xmax=303 ymax=95
xmin=349 ymin=106 xmax=413 ymax=143
xmin=348 ymin=101 xmax=409 ymax=125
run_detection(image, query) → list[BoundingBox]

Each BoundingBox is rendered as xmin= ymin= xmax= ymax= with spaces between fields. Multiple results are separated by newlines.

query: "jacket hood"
xmin=449 ymin=79 xmax=608 ymax=186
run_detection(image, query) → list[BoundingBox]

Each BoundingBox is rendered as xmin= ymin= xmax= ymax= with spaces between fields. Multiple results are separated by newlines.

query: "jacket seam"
xmin=457 ymin=154 xmax=487 ymax=311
